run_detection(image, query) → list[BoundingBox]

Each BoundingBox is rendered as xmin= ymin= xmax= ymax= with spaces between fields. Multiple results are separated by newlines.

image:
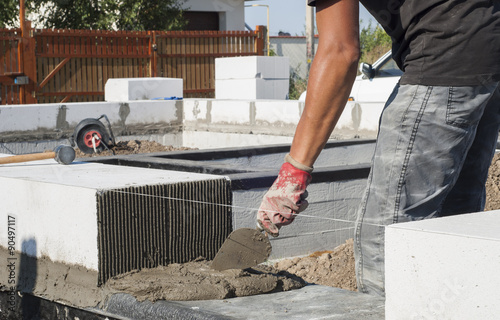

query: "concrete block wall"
xmin=0 ymin=86 xmax=380 ymax=155
xmin=215 ymin=56 xmax=290 ymax=100
xmin=182 ymin=98 xmax=376 ymax=148
xmin=0 ymin=100 xmax=183 ymax=154
xmin=385 ymin=211 xmax=500 ymax=319
xmin=233 ymin=179 xmax=366 ymax=259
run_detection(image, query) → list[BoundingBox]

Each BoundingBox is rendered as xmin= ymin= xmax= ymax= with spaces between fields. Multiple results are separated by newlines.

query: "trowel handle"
xmin=0 ymin=152 xmax=55 ymax=165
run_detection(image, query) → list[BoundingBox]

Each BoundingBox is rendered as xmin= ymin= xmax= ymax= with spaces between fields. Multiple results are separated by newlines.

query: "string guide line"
xmin=109 ymin=189 xmax=386 ymax=228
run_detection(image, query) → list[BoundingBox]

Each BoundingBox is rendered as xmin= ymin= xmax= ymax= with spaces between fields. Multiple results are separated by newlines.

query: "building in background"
xmin=183 ymin=0 xmax=259 ymax=31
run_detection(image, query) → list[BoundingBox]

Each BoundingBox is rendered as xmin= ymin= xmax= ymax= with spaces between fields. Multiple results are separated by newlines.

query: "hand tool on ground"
xmin=0 ymin=145 xmax=76 ymax=165
xmin=211 ymin=227 xmax=272 ymax=271
xmin=70 ymin=115 xmax=115 ymax=154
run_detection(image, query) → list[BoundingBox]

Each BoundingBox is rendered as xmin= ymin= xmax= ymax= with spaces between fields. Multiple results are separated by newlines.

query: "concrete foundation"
xmin=0 ymin=95 xmax=378 ymax=155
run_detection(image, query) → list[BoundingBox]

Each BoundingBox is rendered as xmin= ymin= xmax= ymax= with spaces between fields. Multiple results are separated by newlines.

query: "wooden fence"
xmin=0 ymin=22 xmax=266 ymax=105
xmin=0 ymin=28 xmax=23 ymax=104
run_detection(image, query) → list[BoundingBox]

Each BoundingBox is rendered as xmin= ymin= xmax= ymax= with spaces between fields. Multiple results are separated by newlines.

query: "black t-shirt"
xmin=308 ymin=0 xmax=500 ymax=86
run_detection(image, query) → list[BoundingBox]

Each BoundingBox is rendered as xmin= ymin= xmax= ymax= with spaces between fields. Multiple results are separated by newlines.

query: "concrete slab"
xmin=385 ymin=210 xmax=500 ymax=319
xmin=102 ymin=285 xmax=385 ymax=320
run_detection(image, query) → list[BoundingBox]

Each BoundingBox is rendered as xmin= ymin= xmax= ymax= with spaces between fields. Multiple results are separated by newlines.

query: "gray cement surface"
xmin=101 ymin=285 xmax=385 ymax=320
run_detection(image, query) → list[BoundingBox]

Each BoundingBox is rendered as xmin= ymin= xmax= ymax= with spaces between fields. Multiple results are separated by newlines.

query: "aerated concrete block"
xmin=215 ymin=79 xmax=289 ymax=100
xmin=385 ymin=211 xmax=500 ymax=319
xmin=215 ymin=56 xmax=289 ymax=80
xmin=215 ymin=56 xmax=290 ymax=100
xmin=105 ymin=77 xmax=183 ymax=101
xmin=0 ymin=158 xmax=231 ymax=285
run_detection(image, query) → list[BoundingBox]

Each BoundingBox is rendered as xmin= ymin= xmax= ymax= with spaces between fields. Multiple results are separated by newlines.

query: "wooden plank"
xmin=195 ymin=34 xmax=201 ymax=95
xmin=76 ymin=40 xmax=82 ymax=102
xmin=41 ymin=36 xmax=49 ymax=101
xmin=38 ymin=57 xmax=70 ymax=89
xmin=64 ymin=32 xmax=71 ymax=94
xmin=92 ymin=33 xmax=98 ymax=98
xmin=0 ymin=40 xmax=6 ymax=76
xmin=71 ymin=32 xmax=77 ymax=103
xmin=0 ymin=84 xmax=5 ymax=105
xmin=84 ymin=35 xmax=91 ymax=96
xmin=48 ymin=35 xmax=55 ymax=103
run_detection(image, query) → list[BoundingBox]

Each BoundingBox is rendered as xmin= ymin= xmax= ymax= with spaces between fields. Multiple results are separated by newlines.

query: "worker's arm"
xmin=256 ymin=0 xmax=359 ymax=236
xmin=290 ymin=0 xmax=360 ymax=167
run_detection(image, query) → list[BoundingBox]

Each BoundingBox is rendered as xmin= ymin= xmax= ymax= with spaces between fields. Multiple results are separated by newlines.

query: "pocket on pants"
xmin=446 ymin=86 xmax=493 ymax=128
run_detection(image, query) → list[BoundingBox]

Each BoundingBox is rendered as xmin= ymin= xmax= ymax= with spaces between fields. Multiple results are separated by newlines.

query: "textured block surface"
xmin=385 ymin=211 xmax=500 ymax=319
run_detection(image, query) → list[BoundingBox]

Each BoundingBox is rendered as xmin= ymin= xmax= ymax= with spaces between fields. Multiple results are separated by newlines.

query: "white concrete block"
xmin=215 ymin=56 xmax=289 ymax=80
xmin=385 ymin=211 xmax=500 ymax=320
xmin=183 ymin=99 xmax=211 ymax=122
xmin=105 ymin=77 xmax=183 ymax=101
xmin=274 ymin=56 xmax=290 ymax=79
xmin=0 ymin=104 xmax=60 ymax=131
xmin=210 ymin=100 xmax=251 ymax=124
xmin=216 ymin=78 xmax=290 ymax=100
xmin=254 ymin=101 xmax=301 ymax=124
xmin=0 ymin=158 xmax=224 ymax=271
xmin=273 ymin=79 xmax=290 ymax=100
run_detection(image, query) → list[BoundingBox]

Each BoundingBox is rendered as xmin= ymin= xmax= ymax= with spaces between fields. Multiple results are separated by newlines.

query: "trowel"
xmin=211 ymin=228 xmax=272 ymax=271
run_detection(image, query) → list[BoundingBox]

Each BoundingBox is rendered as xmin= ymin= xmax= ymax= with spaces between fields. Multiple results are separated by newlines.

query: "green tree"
xmin=26 ymin=0 xmax=186 ymax=31
xmin=117 ymin=0 xmax=186 ymax=31
xmin=359 ymin=20 xmax=392 ymax=65
xmin=0 ymin=0 xmax=18 ymax=28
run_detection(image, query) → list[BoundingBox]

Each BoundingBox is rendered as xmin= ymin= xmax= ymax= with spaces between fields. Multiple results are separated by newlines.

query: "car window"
xmin=375 ymin=58 xmax=403 ymax=77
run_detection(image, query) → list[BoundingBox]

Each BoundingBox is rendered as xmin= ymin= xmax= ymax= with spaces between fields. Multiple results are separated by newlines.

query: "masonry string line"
xmin=108 ymin=189 xmax=387 ymax=228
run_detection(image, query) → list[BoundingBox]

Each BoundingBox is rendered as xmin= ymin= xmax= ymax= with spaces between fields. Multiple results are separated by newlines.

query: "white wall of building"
xmin=183 ymin=0 xmax=245 ymax=31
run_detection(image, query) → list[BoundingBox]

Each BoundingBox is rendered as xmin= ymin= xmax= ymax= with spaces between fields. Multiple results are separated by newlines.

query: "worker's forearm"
xmin=289 ymin=0 xmax=359 ymax=168
xmin=290 ymin=49 xmax=358 ymax=167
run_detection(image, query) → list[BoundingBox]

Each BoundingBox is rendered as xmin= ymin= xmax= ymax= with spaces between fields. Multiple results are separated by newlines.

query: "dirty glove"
xmin=257 ymin=154 xmax=313 ymax=237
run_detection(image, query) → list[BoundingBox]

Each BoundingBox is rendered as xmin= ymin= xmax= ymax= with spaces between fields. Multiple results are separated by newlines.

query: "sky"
xmin=244 ymin=1 xmax=375 ymax=36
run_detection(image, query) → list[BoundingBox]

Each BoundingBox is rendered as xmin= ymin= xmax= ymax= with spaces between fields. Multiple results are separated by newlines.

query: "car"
xmin=299 ymin=51 xmax=403 ymax=135
xmin=351 ymin=50 xmax=402 ymax=110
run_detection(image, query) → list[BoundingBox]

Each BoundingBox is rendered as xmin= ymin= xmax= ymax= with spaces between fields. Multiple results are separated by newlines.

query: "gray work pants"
xmin=354 ymin=82 xmax=500 ymax=296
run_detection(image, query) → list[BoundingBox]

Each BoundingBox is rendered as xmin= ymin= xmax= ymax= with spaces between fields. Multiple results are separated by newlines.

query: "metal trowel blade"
xmin=211 ymin=228 xmax=272 ymax=271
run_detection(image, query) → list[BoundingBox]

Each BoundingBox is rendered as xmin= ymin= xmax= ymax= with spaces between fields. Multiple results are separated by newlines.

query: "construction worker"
xmin=257 ymin=0 xmax=500 ymax=296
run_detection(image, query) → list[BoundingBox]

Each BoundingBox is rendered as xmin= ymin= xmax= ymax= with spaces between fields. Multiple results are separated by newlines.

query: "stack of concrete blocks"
xmin=105 ymin=77 xmax=183 ymax=101
xmin=215 ymin=56 xmax=290 ymax=100
xmin=385 ymin=211 xmax=500 ymax=319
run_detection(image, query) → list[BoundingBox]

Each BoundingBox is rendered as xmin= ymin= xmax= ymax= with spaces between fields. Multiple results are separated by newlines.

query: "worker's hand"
xmin=257 ymin=156 xmax=312 ymax=237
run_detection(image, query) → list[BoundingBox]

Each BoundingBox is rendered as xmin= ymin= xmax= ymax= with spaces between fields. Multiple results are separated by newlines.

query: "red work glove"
xmin=257 ymin=154 xmax=312 ymax=237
